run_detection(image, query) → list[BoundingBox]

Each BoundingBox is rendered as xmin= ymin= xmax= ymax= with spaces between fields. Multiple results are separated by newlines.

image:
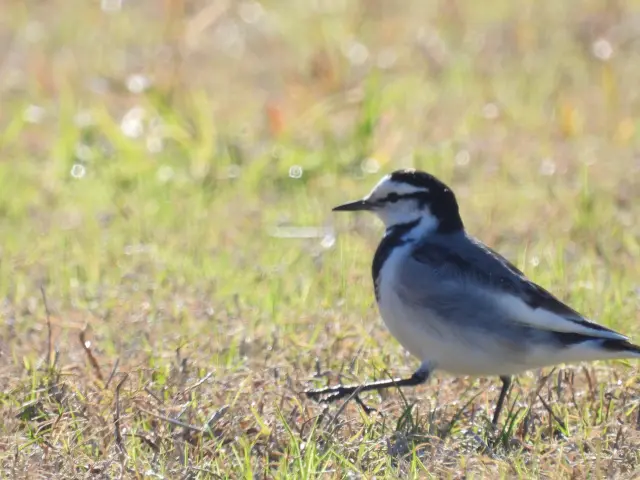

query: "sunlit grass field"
xmin=1 ymin=0 xmax=640 ymax=477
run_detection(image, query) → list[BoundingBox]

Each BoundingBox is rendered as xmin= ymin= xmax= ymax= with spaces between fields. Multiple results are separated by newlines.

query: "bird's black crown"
xmin=389 ymin=169 xmax=450 ymax=192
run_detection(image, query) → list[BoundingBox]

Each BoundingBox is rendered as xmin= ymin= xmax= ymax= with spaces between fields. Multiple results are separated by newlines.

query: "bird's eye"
xmin=387 ymin=193 xmax=400 ymax=203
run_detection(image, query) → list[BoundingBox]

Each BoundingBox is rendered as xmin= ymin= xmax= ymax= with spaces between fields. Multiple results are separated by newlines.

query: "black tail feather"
xmin=600 ymin=339 xmax=640 ymax=355
xmin=554 ymin=332 xmax=640 ymax=356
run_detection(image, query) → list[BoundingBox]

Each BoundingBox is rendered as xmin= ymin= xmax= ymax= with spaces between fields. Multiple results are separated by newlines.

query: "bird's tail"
xmin=600 ymin=339 xmax=640 ymax=358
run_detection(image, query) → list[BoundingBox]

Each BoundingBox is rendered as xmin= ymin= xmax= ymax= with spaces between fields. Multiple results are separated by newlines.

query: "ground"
xmin=1 ymin=0 xmax=640 ymax=478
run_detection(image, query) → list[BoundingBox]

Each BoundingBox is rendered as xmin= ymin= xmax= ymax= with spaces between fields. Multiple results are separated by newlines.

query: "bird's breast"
xmin=375 ymin=245 xmax=437 ymax=360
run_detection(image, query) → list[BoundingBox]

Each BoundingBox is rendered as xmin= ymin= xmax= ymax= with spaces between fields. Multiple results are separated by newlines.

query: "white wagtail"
xmin=306 ymin=168 xmax=640 ymax=425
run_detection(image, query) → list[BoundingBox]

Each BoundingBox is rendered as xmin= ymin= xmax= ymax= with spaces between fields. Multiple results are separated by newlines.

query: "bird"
xmin=305 ymin=168 xmax=640 ymax=425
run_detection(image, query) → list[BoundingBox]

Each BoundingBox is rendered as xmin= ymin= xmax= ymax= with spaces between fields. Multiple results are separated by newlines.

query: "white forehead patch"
xmin=366 ymin=175 xmax=428 ymax=201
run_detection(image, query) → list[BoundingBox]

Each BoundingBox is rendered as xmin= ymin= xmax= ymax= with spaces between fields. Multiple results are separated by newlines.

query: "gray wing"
xmin=405 ymin=233 xmax=627 ymax=341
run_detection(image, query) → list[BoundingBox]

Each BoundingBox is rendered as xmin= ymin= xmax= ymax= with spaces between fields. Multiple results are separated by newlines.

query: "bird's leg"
xmin=305 ymin=365 xmax=431 ymax=404
xmin=353 ymin=395 xmax=376 ymax=415
xmin=492 ymin=375 xmax=512 ymax=426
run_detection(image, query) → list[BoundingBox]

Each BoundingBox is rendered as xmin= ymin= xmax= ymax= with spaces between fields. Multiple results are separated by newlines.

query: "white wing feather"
xmin=496 ymin=294 xmax=628 ymax=341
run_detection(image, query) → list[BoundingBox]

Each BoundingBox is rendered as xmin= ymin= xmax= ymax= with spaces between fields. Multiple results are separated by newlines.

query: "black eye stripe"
xmin=377 ymin=192 xmax=429 ymax=204
xmin=386 ymin=193 xmax=400 ymax=202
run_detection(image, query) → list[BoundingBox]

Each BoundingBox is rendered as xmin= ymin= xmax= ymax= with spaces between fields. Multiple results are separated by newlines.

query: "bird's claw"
xmin=304 ymin=387 xmax=344 ymax=403
xmin=304 ymin=386 xmax=377 ymax=415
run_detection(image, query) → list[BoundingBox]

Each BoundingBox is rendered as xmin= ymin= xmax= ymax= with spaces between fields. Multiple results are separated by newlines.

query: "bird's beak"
xmin=332 ymin=199 xmax=373 ymax=212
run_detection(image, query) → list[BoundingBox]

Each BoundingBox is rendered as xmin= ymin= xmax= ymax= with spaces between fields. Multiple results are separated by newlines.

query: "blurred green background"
xmin=1 ymin=0 xmax=640 ymax=478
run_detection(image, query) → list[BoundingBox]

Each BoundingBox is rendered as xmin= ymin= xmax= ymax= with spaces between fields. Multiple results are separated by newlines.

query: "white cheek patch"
xmin=376 ymin=201 xmax=438 ymax=230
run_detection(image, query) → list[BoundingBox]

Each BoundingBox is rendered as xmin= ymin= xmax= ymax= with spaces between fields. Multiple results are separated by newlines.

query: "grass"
xmin=1 ymin=0 xmax=640 ymax=477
